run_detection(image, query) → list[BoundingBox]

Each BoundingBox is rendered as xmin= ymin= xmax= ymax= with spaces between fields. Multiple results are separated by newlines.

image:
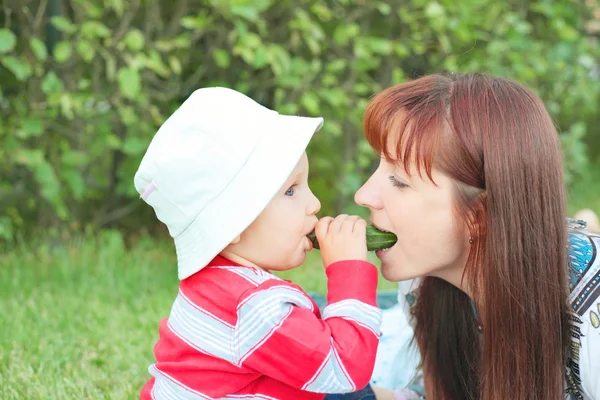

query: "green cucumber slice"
xmin=307 ymin=224 xmax=397 ymax=252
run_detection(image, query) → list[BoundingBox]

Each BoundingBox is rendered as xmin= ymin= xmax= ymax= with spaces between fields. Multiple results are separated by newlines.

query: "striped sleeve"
xmin=236 ymin=260 xmax=382 ymax=393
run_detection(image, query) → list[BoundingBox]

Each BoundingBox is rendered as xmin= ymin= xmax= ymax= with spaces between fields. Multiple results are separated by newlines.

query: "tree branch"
xmin=111 ymin=0 xmax=141 ymax=45
xmin=33 ymin=0 xmax=49 ymax=33
xmin=3 ymin=1 xmax=13 ymax=28
xmin=93 ymin=201 xmax=142 ymax=228
xmin=166 ymin=0 xmax=189 ymax=37
xmin=143 ymin=0 xmax=160 ymax=39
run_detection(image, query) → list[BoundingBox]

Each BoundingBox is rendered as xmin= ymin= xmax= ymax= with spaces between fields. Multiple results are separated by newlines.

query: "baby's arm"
xmin=235 ymin=259 xmax=381 ymax=393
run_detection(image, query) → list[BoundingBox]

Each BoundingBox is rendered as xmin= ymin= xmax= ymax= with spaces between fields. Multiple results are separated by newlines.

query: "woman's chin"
xmin=379 ymin=254 xmax=419 ymax=282
xmin=380 ymin=264 xmax=402 ymax=282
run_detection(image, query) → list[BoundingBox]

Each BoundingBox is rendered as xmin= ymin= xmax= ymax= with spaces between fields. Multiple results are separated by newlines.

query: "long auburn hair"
xmin=363 ymin=73 xmax=571 ymax=400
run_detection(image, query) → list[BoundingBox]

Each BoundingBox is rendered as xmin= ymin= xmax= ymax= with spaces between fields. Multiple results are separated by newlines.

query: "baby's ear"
xmin=230 ymin=235 xmax=241 ymax=245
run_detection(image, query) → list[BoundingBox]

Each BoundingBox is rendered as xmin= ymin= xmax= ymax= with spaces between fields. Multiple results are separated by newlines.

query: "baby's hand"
xmin=314 ymin=214 xmax=368 ymax=267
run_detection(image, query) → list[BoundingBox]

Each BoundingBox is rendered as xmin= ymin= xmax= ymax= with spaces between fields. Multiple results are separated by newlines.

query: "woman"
xmin=327 ymin=73 xmax=599 ymax=399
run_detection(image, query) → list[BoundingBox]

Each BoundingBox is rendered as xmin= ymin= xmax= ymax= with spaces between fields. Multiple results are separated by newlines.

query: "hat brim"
xmin=174 ymin=114 xmax=324 ymax=279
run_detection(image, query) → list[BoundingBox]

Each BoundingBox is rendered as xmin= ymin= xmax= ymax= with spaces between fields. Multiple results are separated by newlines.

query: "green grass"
xmin=0 ymin=232 xmax=393 ymax=400
xmin=1 ymin=163 xmax=597 ymax=399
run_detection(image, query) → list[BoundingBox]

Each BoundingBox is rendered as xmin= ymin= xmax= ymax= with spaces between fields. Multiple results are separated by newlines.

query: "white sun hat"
xmin=133 ymin=87 xmax=323 ymax=280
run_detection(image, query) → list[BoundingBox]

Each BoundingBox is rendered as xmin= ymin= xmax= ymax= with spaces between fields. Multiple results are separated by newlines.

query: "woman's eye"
xmin=285 ymin=186 xmax=295 ymax=196
xmin=388 ymin=175 xmax=409 ymax=189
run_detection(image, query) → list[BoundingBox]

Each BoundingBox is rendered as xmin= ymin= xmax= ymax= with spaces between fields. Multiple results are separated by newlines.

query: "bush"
xmin=1 ymin=0 xmax=598 ymax=242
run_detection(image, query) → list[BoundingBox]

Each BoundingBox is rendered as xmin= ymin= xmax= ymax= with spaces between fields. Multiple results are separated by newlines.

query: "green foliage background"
xmin=1 ymin=0 xmax=599 ymax=242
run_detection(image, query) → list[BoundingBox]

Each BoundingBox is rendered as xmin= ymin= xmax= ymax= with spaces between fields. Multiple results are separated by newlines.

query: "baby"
xmin=134 ymin=87 xmax=382 ymax=399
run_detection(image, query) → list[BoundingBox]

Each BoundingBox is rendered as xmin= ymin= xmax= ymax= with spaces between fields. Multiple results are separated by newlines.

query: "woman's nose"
xmin=354 ymin=177 xmax=383 ymax=210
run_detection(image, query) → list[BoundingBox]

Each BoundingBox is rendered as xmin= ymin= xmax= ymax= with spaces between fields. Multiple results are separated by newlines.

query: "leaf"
xmin=108 ymin=0 xmax=124 ymax=17
xmin=76 ymin=40 xmax=96 ymax=62
xmin=278 ymin=103 xmax=299 ymax=114
xmin=578 ymin=54 xmax=595 ymax=69
xmin=1 ymin=56 xmax=33 ymax=81
xmin=61 ymin=150 xmax=88 ymax=167
xmin=62 ymin=170 xmax=86 ymax=201
xmin=117 ymin=67 xmax=141 ymax=99
xmin=394 ymin=43 xmax=409 ymax=57
xmin=41 ymin=71 xmax=64 ymax=95
xmin=333 ymin=21 xmax=360 ymax=46
xmin=59 ymin=94 xmax=75 ymax=119
xmin=181 ymin=16 xmax=197 ymax=29
xmin=0 ymin=216 xmax=14 ymax=242
xmin=30 ymin=38 xmax=48 ymax=61
xmin=325 ymin=121 xmax=342 ymax=137
xmin=252 ymin=46 xmax=269 ymax=68
xmin=392 ymin=67 xmax=406 ymax=84
xmin=155 ymin=39 xmax=175 ymax=52
xmin=326 ymin=59 xmax=347 ymax=73
xmin=300 ymin=92 xmax=320 ymax=115
xmin=212 ymin=49 xmax=231 ymax=68
xmin=230 ymin=5 xmax=260 ymax=21
xmin=84 ymin=4 xmax=104 ymax=19
xmin=180 ymin=13 xmax=209 ymax=30
xmin=50 ymin=16 xmax=77 ymax=34
xmin=425 ymin=2 xmax=445 ymax=19
xmin=310 ymin=3 xmax=332 ymax=20
xmin=304 ymin=35 xmax=321 ymax=55
xmin=267 ymin=44 xmax=291 ymax=76
xmin=234 ymin=20 xmax=249 ymax=37
xmin=368 ymin=37 xmax=393 ymax=55
xmin=106 ymin=134 xmax=122 ymax=149
xmin=173 ymin=33 xmax=191 ymax=49
xmin=15 ymin=149 xmax=44 ymax=167
xmin=559 ymin=25 xmax=578 ymax=42
xmin=118 ymin=106 xmax=137 ymax=125
xmin=122 ymin=137 xmax=148 ymax=155
xmin=33 ymin=160 xmax=63 ymax=209
xmin=81 ymin=21 xmax=111 ymax=39
xmin=353 ymin=82 xmax=370 ymax=95
xmin=333 ymin=25 xmax=350 ymax=47
xmin=54 ymin=41 xmax=72 ymax=63
xmin=320 ymin=88 xmax=347 ymax=107
xmin=144 ymin=50 xmax=170 ymax=77
xmin=124 ymin=29 xmax=145 ymax=51
xmin=354 ymin=40 xmax=370 ymax=59
xmin=78 ymin=79 xmax=91 ymax=90
xmin=0 ymin=28 xmax=17 ymax=53
xmin=168 ymin=56 xmax=182 ymax=75
xmin=377 ymin=2 xmax=392 ymax=15
xmin=17 ymin=119 xmax=44 ymax=139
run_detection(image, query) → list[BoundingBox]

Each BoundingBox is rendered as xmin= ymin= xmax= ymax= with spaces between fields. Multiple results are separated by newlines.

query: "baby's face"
xmin=225 ymin=153 xmax=321 ymax=271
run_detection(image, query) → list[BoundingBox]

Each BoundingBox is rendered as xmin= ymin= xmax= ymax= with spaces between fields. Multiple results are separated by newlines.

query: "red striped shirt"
xmin=140 ymin=256 xmax=382 ymax=399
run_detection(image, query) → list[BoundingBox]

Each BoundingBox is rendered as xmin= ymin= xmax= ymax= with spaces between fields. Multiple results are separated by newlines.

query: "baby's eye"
xmin=285 ymin=186 xmax=295 ymax=196
xmin=388 ymin=175 xmax=409 ymax=189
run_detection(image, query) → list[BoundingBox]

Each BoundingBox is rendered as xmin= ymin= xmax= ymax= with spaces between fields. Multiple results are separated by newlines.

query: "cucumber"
xmin=307 ymin=224 xmax=398 ymax=252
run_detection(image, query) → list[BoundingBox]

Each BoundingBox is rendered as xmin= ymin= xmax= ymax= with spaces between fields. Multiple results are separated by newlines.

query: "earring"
xmin=469 ymin=237 xmax=474 ymax=244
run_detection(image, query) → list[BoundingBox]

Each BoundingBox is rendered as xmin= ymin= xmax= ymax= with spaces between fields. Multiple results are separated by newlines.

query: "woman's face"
xmin=354 ymin=158 xmax=472 ymax=287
